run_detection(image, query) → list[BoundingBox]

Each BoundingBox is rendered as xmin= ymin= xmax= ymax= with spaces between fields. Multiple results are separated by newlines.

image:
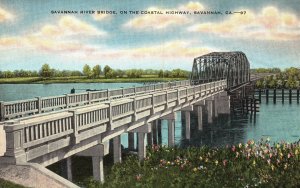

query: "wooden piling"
xmin=258 ymin=89 xmax=262 ymax=103
xmin=273 ymin=89 xmax=276 ymax=104
xmin=289 ymin=89 xmax=292 ymax=104
xmin=297 ymin=89 xmax=299 ymax=104
xmin=266 ymin=89 xmax=269 ymax=103
xmin=282 ymin=89 xmax=284 ymax=103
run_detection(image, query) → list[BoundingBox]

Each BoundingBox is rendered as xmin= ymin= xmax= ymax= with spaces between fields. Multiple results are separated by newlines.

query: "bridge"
xmin=0 ymin=52 xmax=273 ymax=187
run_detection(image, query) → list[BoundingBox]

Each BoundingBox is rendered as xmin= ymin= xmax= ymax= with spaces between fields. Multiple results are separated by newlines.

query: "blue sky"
xmin=0 ymin=0 xmax=299 ymax=71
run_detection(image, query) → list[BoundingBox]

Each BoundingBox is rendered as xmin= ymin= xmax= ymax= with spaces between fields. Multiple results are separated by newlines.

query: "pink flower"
xmin=136 ymin=174 xmax=142 ymax=181
xmin=223 ymin=159 xmax=228 ymax=166
xmin=232 ymin=146 xmax=236 ymax=152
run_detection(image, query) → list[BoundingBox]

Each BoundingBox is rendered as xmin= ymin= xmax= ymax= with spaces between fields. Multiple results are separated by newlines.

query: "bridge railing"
xmin=2 ymin=80 xmax=226 ymax=162
xmin=0 ymin=80 xmax=191 ymax=121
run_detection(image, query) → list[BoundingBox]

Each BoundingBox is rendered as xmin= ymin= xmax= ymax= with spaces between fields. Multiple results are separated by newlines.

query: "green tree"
xmin=40 ymin=64 xmax=52 ymax=77
xmin=83 ymin=64 xmax=92 ymax=78
xmin=115 ymin=69 xmax=125 ymax=78
xmin=106 ymin=69 xmax=116 ymax=79
xmin=104 ymin=65 xmax=112 ymax=78
xmin=158 ymin=70 xmax=164 ymax=78
xmin=92 ymin=65 xmax=101 ymax=78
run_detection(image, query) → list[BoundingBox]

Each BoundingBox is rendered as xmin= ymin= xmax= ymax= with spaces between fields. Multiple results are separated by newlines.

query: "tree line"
xmin=0 ymin=64 xmax=190 ymax=79
xmin=255 ymin=67 xmax=300 ymax=89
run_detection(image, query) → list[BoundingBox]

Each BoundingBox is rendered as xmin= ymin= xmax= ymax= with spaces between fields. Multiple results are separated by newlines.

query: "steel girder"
xmin=191 ymin=51 xmax=250 ymax=89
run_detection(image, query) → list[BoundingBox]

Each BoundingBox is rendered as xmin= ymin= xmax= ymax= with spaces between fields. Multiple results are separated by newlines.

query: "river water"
xmin=0 ymin=83 xmax=299 ymax=148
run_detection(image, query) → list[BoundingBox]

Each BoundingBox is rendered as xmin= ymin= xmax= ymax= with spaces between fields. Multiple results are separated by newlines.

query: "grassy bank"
xmin=79 ymin=140 xmax=300 ymax=188
xmin=0 ymin=178 xmax=25 ymax=188
xmin=0 ymin=76 xmax=186 ymax=84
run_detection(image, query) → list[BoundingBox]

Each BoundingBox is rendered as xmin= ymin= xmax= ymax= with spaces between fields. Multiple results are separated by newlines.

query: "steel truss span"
xmin=190 ymin=51 xmax=250 ymax=89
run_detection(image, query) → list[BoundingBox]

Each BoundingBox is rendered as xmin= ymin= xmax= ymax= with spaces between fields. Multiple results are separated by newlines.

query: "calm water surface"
xmin=0 ymin=83 xmax=299 ymax=147
xmin=0 ymin=83 xmax=142 ymax=101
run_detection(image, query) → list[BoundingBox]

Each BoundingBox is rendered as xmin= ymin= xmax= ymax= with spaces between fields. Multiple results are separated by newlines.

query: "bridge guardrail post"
xmin=3 ymin=121 xmax=26 ymax=163
xmin=107 ymin=89 xmax=110 ymax=100
xmin=177 ymin=89 xmax=180 ymax=105
xmin=133 ymin=98 xmax=137 ymax=121
xmin=106 ymin=102 xmax=113 ymax=130
xmin=165 ymin=91 xmax=169 ymax=108
xmin=88 ymin=91 xmax=92 ymax=104
xmin=66 ymin=94 xmax=70 ymax=108
xmin=0 ymin=101 xmax=5 ymax=121
xmin=36 ymin=97 xmax=42 ymax=114
xmin=186 ymin=87 xmax=188 ymax=101
xmin=151 ymin=94 xmax=155 ymax=115
xmin=70 ymin=110 xmax=79 ymax=144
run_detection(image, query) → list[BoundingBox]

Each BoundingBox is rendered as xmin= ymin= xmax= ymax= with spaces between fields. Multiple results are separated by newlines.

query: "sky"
xmin=0 ymin=0 xmax=299 ymax=71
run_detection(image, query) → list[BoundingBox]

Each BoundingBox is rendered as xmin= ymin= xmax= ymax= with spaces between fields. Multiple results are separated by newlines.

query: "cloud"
xmin=188 ymin=6 xmax=300 ymax=41
xmin=124 ymin=1 xmax=204 ymax=30
xmin=84 ymin=40 xmax=215 ymax=60
xmin=37 ymin=16 xmax=106 ymax=38
xmin=0 ymin=7 xmax=14 ymax=22
xmin=0 ymin=16 xmax=105 ymax=53
xmin=92 ymin=14 xmax=110 ymax=21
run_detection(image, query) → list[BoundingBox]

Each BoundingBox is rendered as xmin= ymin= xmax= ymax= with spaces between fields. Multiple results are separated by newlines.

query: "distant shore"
xmin=0 ymin=77 xmax=187 ymax=84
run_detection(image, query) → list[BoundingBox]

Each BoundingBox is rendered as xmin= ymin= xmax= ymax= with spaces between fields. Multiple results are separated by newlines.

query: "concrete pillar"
xmin=76 ymin=143 xmax=108 ymax=183
xmin=138 ymin=132 xmax=146 ymax=161
xmin=128 ymin=132 xmax=135 ymax=151
xmin=214 ymin=96 xmax=218 ymax=118
xmin=197 ymin=106 xmax=203 ymax=130
xmin=92 ymin=156 xmax=104 ymax=182
xmin=185 ymin=111 xmax=190 ymax=139
xmin=152 ymin=120 xmax=158 ymax=145
xmin=66 ymin=157 xmax=72 ymax=181
xmin=217 ymin=91 xmax=230 ymax=114
xmin=60 ymin=157 xmax=72 ymax=181
xmin=207 ymin=100 xmax=213 ymax=124
xmin=157 ymin=120 xmax=162 ymax=145
xmin=168 ymin=119 xmax=175 ymax=147
xmin=113 ymin=135 xmax=121 ymax=163
xmin=147 ymin=132 xmax=153 ymax=146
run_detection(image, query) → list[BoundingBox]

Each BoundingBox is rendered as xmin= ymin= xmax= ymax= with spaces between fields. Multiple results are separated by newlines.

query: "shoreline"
xmin=0 ymin=77 xmax=187 ymax=84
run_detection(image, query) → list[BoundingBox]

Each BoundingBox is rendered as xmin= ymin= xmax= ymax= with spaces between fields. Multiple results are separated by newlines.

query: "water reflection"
xmin=119 ymin=100 xmax=299 ymax=149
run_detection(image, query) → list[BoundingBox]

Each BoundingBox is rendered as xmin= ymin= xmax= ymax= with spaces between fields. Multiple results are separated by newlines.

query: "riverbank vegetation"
xmin=254 ymin=67 xmax=300 ymax=89
xmin=0 ymin=64 xmax=189 ymax=84
xmin=81 ymin=139 xmax=300 ymax=187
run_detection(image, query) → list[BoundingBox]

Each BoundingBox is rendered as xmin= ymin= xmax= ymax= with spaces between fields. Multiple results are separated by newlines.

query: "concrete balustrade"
xmin=0 ymin=80 xmax=191 ymax=121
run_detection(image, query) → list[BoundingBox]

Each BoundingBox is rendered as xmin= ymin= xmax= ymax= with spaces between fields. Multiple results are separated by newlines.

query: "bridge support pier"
xmin=217 ymin=91 xmax=230 ymax=114
xmin=157 ymin=120 xmax=162 ymax=145
xmin=147 ymin=131 xmax=153 ymax=146
xmin=206 ymin=100 xmax=213 ymax=124
xmin=138 ymin=132 xmax=146 ymax=161
xmin=185 ymin=111 xmax=191 ymax=140
xmin=113 ymin=135 xmax=122 ymax=163
xmin=168 ymin=120 xmax=175 ymax=147
xmin=181 ymin=106 xmax=193 ymax=140
xmin=77 ymin=143 xmax=108 ymax=182
xmin=128 ymin=132 xmax=135 ymax=151
xmin=92 ymin=155 xmax=104 ymax=182
xmin=60 ymin=157 xmax=72 ymax=181
xmin=129 ymin=123 xmax=151 ymax=160
xmin=160 ymin=113 xmax=176 ymax=147
xmin=214 ymin=96 xmax=219 ymax=118
xmin=152 ymin=120 xmax=158 ymax=145
xmin=197 ymin=105 xmax=203 ymax=130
